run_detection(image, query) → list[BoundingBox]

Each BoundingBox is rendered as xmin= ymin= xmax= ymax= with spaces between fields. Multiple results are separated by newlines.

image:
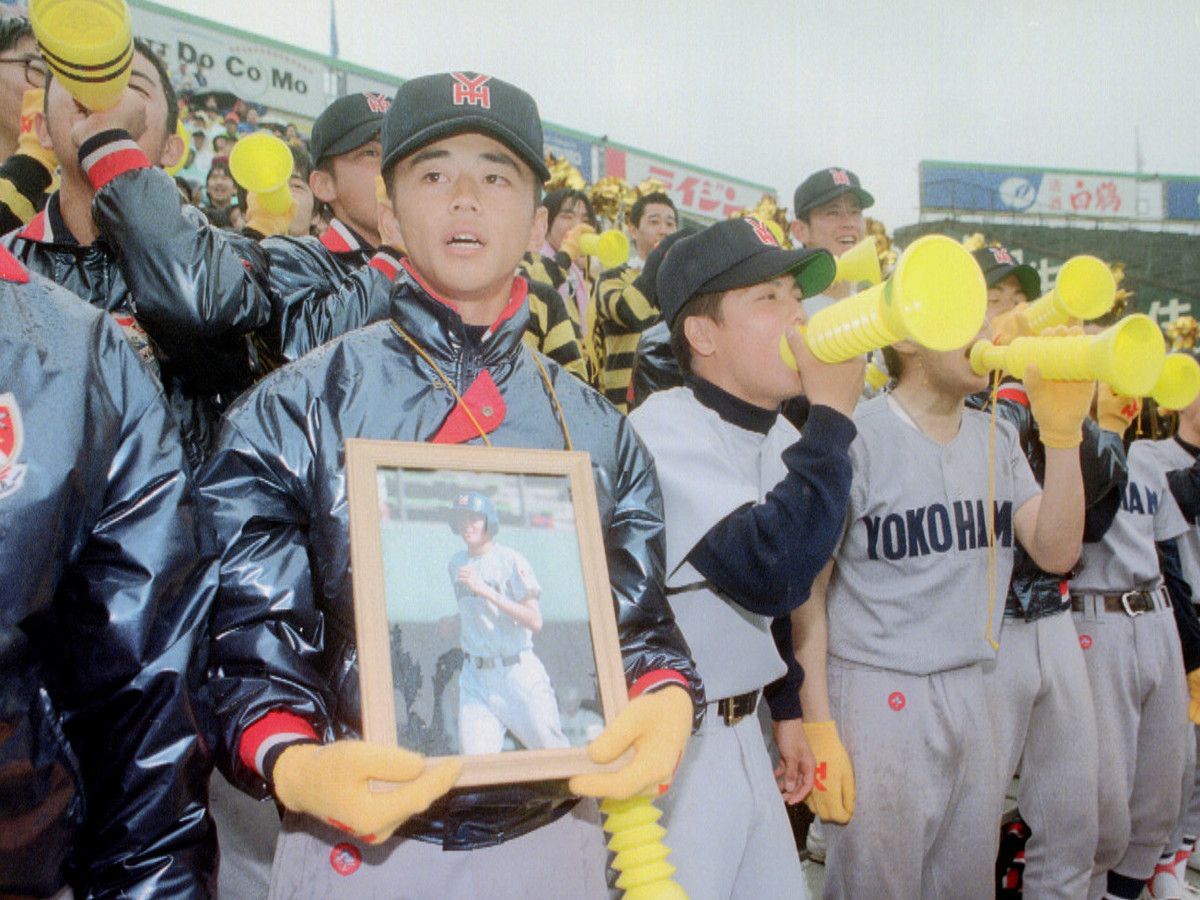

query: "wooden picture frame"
xmin=346 ymin=439 xmax=629 ymax=788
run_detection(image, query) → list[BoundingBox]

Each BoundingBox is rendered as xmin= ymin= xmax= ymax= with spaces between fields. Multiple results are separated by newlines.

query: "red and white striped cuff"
xmin=629 ymin=668 xmax=690 ymax=700
xmin=79 ymin=129 xmax=151 ymax=191
xmin=239 ymin=709 xmax=319 ymax=778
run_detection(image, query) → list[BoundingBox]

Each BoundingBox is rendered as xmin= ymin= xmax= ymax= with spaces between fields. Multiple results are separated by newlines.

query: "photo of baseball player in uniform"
xmin=442 ymin=490 xmax=570 ymax=755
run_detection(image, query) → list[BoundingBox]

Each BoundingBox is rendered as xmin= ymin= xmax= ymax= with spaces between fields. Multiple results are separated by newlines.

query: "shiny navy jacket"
xmin=258 ymin=219 xmax=390 ymax=366
xmin=0 ymin=251 xmax=217 ymax=899
xmin=1 ymin=129 xmax=270 ymax=469
xmin=968 ymin=380 xmax=1127 ymax=619
xmin=200 ymin=265 xmax=704 ymax=849
xmin=630 ymin=320 xmax=681 ymax=410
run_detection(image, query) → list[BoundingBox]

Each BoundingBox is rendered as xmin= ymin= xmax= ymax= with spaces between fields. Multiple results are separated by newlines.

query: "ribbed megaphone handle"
xmin=1022 ymin=291 xmax=1067 ymax=334
xmin=805 ymin=284 xmax=900 ymax=363
xmin=976 ymin=336 xmax=1094 ymax=380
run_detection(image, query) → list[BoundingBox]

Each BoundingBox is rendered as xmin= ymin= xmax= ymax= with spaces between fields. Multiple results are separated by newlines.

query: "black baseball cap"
xmin=657 ymin=218 xmax=836 ymax=327
xmin=633 ymin=227 xmax=697 ymax=306
xmin=309 ymin=92 xmax=391 ymax=165
xmin=972 ymin=245 xmax=1041 ymax=300
xmin=793 ymin=167 xmax=875 ymax=218
xmin=381 ymin=72 xmax=550 ymax=182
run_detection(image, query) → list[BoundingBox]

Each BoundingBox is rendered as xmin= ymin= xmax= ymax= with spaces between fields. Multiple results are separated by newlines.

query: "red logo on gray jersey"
xmin=330 ymin=842 xmax=361 ymax=876
xmin=1079 ymin=634 xmax=1092 ymax=650
xmin=887 ymin=691 xmax=906 ymax=711
xmin=451 ymin=73 xmax=491 ymax=108
xmin=0 ymin=393 xmax=27 ymax=498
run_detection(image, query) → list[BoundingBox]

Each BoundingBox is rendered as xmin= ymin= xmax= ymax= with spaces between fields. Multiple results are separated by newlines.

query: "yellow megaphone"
xmin=579 ymin=230 xmax=630 ymax=270
xmin=864 ymin=361 xmax=890 ymax=390
xmin=1022 ymin=255 xmax=1117 ymax=332
xmin=31 ymin=0 xmax=133 ymax=112
xmin=781 ymin=234 xmax=987 ymax=367
xmin=229 ymin=132 xmax=294 ymax=216
xmin=834 ymin=236 xmax=882 ymax=286
xmin=1150 ymin=353 xmax=1200 ymax=410
xmin=970 ymin=314 xmax=1166 ymax=398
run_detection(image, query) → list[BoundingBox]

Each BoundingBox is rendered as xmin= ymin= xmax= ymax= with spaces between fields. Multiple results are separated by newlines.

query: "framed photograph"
xmin=345 ymin=439 xmax=629 ymax=789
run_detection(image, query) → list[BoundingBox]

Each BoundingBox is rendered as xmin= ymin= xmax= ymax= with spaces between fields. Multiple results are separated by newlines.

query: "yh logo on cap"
xmin=988 ymin=247 xmax=1016 ymax=266
xmin=746 ymin=218 xmax=778 ymax=247
xmin=451 ymin=73 xmax=492 ymax=108
xmin=364 ymin=92 xmax=391 ymax=113
xmin=829 ymin=168 xmax=851 ymax=186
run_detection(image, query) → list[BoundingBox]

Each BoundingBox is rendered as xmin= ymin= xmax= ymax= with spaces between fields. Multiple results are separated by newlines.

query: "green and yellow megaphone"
xmin=229 ymin=132 xmax=294 ymax=216
xmin=579 ymin=230 xmax=630 ymax=270
xmin=833 ymin=235 xmax=882 ymax=286
xmin=970 ymin=314 xmax=1166 ymax=398
xmin=1150 ymin=353 xmax=1200 ymax=410
xmin=1022 ymin=255 xmax=1116 ymax=333
xmin=31 ymin=0 xmax=133 ymax=112
xmin=781 ymin=234 xmax=987 ymax=367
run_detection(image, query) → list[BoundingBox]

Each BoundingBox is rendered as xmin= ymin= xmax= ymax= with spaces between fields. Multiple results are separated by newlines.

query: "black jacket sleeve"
xmin=686 ymin=405 xmax=856 ymax=617
xmin=1168 ymin=454 xmax=1200 ymax=525
xmin=761 ymin=615 xmax=804 ymax=720
xmin=1158 ymin=538 xmax=1200 ymax=673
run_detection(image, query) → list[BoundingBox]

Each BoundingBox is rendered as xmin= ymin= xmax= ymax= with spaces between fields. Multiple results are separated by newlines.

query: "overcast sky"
xmin=151 ymin=0 xmax=1200 ymax=231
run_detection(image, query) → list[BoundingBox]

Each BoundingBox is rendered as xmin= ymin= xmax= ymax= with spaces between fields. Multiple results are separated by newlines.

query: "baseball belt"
xmin=1069 ymin=585 xmax=1171 ymax=617
xmin=711 ymin=690 xmax=760 ymax=727
xmin=467 ymin=651 xmax=524 ymax=669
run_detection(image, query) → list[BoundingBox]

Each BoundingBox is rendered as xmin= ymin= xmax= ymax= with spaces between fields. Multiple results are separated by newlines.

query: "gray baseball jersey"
xmin=449 ymin=543 xmax=539 ymax=660
xmin=827 ymin=395 xmax=1040 ymax=674
xmin=1139 ymin=438 xmax=1200 ymax=591
xmin=629 ymin=387 xmax=791 ymax=700
xmin=1072 ymin=441 xmax=1188 ymax=593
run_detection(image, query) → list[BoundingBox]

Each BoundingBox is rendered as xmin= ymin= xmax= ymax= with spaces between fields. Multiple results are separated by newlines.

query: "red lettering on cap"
xmin=1079 ymin=634 xmax=1093 ymax=650
xmin=330 ymin=842 xmax=361 ymax=876
xmin=364 ymin=92 xmax=391 ymax=113
xmin=830 ymin=168 xmax=851 ymax=186
xmin=451 ymin=73 xmax=491 ymax=108
xmin=746 ymin=217 xmax=778 ymax=247
xmin=991 ymin=247 xmax=1016 ymax=266
xmin=887 ymin=691 xmax=906 ymax=711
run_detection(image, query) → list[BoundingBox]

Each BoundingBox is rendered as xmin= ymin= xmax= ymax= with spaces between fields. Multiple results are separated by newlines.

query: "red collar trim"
xmin=431 ymin=370 xmax=507 ymax=444
xmin=487 ymin=277 xmax=529 ymax=336
xmin=0 ymin=244 xmax=29 ymax=282
xmin=319 ymin=219 xmax=361 ymax=254
xmin=17 ymin=208 xmax=49 ymax=243
xmin=400 ymin=257 xmax=458 ymax=312
xmin=996 ymin=385 xmax=1030 ymax=408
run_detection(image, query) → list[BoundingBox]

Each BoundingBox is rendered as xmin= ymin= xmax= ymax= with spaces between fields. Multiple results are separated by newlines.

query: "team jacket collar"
xmin=390 ymin=260 xmax=531 ymax=372
xmin=319 ymin=218 xmax=373 ymax=255
xmin=16 ymin=192 xmax=73 ymax=246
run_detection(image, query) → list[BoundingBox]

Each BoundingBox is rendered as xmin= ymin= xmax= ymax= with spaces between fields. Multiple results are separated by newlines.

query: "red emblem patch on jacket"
xmin=0 ymin=393 xmax=28 ymax=498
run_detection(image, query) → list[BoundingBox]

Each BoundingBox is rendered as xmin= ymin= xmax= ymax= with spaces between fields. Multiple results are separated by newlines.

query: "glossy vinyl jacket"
xmin=201 ymin=267 xmax=704 ymax=849
xmin=0 ymin=265 xmax=217 ymax=898
xmin=968 ymin=382 xmax=1128 ymax=619
xmin=1 ymin=134 xmax=270 ymax=470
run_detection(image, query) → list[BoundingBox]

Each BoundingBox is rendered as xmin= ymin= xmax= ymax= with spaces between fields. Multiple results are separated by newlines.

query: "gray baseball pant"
xmin=981 ymin=610 xmax=1099 ymax=900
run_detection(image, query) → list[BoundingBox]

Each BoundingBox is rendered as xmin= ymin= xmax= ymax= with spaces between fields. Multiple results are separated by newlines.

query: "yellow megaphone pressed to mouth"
xmin=833 ymin=236 xmax=882 ymax=287
xmin=970 ymin=314 xmax=1166 ymax=399
xmin=230 ymin=132 xmax=295 ymax=216
xmin=781 ymin=234 xmax=987 ymax=368
xmin=579 ymin=230 xmax=630 ymax=270
xmin=1022 ymin=255 xmax=1117 ymax=333
xmin=1150 ymin=353 xmax=1200 ymax=410
xmin=31 ymin=0 xmax=132 ymax=113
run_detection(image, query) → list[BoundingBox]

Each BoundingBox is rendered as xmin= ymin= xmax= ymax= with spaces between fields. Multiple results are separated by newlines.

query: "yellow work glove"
xmin=559 ymin=223 xmax=595 ymax=262
xmin=272 ymin=740 xmax=462 ymax=844
xmin=1096 ymin=383 xmax=1142 ymax=435
xmin=18 ymin=89 xmax=56 ymax=173
xmin=568 ymin=684 xmax=693 ymax=800
xmin=1189 ymin=671 xmax=1200 ymax=725
xmin=989 ymin=301 xmax=1033 ymax=347
xmin=802 ymin=720 xmax=855 ymax=824
xmin=1024 ymin=362 xmax=1096 ymax=450
xmin=244 ymin=191 xmax=297 ymax=238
